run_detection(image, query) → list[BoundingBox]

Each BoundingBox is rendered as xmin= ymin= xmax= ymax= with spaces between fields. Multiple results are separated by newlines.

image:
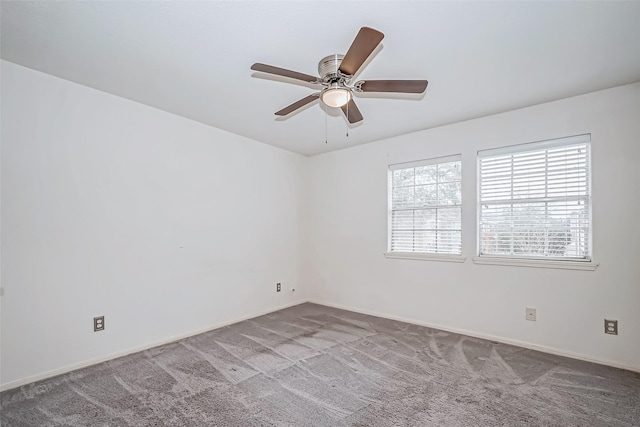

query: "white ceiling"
xmin=2 ymin=1 xmax=640 ymax=156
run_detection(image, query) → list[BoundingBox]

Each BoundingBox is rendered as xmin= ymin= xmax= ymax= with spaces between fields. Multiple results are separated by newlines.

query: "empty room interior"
xmin=1 ymin=1 xmax=640 ymax=426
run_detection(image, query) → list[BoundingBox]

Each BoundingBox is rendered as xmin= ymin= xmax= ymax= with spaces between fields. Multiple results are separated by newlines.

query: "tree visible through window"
xmin=389 ymin=156 xmax=462 ymax=255
xmin=478 ymin=135 xmax=591 ymax=260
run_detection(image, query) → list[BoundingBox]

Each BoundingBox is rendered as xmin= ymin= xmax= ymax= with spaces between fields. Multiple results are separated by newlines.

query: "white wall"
xmin=2 ymin=60 xmax=639 ymax=391
xmin=304 ymin=83 xmax=640 ymax=371
xmin=0 ymin=61 xmax=307 ymax=389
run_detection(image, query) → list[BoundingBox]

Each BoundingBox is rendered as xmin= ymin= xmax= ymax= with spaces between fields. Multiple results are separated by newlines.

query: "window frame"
xmin=385 ymin=154 xmax=465 ymax=262
xmin=474 ymin=134 xmax=597 ymax=270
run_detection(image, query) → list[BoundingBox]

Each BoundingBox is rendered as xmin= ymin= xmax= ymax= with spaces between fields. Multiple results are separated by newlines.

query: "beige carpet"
xmin=2 ymin=303 xmax=639 ymax=426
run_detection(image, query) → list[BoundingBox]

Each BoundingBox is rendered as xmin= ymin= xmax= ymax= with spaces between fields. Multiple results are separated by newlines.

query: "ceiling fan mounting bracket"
xmin=318 ymin=54 xmax=351 ymax=86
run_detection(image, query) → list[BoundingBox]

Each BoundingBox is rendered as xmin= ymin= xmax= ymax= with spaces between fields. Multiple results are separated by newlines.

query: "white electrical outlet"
xmin=604 ymin=319 xmax=618 ymax=335
xmin=526 ymin=308 xmax=536 ymax=321
xmin=94 ymin=316 xmax=105 ymax=331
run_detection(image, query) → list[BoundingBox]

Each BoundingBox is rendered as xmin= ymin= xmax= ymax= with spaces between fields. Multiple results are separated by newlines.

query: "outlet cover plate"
xmin=526 ymin=308 xmax=537 ymax=321
xmin=94 ymin=316 xmax=105 ymax=332
xmin=604 ymin=319 xmax=618 ymax=335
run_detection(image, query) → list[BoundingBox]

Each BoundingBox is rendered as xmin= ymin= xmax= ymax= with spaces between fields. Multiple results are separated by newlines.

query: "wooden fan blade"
xmin=339 ymin=27 xmax=384 ymax=76
xmin=251 ymin=63 xmax=319 ymax=83
xmin=275 ymin=94 xmax=319 ymax=116
xmin=340 ymin=99 xmax=364 ymax=124
xmin=356 ymin=80 xmax=428 ymax=93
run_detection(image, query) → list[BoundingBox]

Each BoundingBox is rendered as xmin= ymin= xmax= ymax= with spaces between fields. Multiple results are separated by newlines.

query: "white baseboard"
xmin=4 ymin=298 xmax=637 ymax=392
xmin=0 ymin=299 xmax=308 ymax=392
xmin=308 ymin=299 xmax=640 ymax=374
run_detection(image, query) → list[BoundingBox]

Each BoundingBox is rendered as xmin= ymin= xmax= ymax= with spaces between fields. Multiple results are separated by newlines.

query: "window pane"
xmin=415 ymin=165 xmax=437 ymax=185
xmin=413 ymin=230 xmax=436 ymax=252
xmin=438 ymin=182 xmax=461 ymax=205
xmin=437 ymin=230 xmax=461 ymax=254
xmin=437 ymin=207 xmax=461 ymax=230
xmin=392 ymin=210 xmax=414 ymax=230
xmin=438 ymin=161 xmax=461 ymax=183
xmin=414 ymin=209 xmax=436 ymax=230
xmin=393 ymin=168 xmax=414 ymax=187
xmin=391 ymin=230 xmax=414 ymax=252
xmin=415 ymin=184 xmax=437 ymax=207
xmin=393 ymin=186 xmax=414 ymax=209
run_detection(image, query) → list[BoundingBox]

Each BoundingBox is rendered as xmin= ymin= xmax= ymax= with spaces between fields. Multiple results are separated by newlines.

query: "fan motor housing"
xmin=318 ymin=54 xmax=347 ymax=82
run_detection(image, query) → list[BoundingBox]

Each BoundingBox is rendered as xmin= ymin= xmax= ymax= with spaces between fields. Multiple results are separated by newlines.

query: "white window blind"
xmin=478 ymin=135 xmax=591 ymax=260
xmin=389 ymin=155 xmax=462 ymax=255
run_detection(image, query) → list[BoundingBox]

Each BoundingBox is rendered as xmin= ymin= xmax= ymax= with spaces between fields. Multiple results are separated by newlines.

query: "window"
xmin=388 ymin=155 xmax=462 ymax=256
xmin=478 ymin=134 xmax=591 ymax=261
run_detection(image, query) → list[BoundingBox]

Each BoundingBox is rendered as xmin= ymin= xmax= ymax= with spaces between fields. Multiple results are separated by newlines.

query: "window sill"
xmin=384 ymin=252 xmax=466 ymax=263
xmin=471 ymin=256 xmax=599 ymax=271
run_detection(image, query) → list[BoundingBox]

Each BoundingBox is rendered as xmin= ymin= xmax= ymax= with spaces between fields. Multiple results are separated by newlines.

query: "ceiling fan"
xmin=250 ymin=27 xmax=428 ymax=124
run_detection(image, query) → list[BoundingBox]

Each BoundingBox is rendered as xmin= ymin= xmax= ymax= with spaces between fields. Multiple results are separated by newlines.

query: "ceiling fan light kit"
xmin=321 ymin=84 xmax=352 ymax=108
xmin=251 ymin=26 xmax=428 ymax=124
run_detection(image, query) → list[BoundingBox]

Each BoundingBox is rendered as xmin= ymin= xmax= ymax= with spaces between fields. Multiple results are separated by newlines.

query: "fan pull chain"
xmin=324 ymin=102 xmax=328 ymax=144
xmin=346 ymin=102 xmax=349 ymax=138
